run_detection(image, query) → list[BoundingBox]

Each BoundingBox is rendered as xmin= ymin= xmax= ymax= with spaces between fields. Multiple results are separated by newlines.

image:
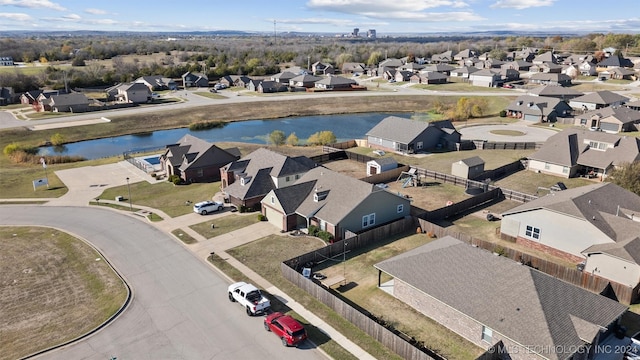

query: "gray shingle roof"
xmin=575 ymin=106 xmax=640 ymax=125
xmin=502 ymin=182 xmax=640 ymax=242
xmin=570 ymin=91 xmax=629 ymax=105
xmin=528 ymin=128 xmax=640 ymax=169
xmin=366 ymin=116 xmax=431 ymax=144
xmin=375 ymin=236 xmax=628 ymax=360
xmin=460 ymin=156 xmax=484 ymax=167
xmin=162 ymin=134 xmax=239 ymax=172
xmin=506 ymin=95 xmax=570 ymax=116
xmin=528 ymin=85 xmax=583 ymax=98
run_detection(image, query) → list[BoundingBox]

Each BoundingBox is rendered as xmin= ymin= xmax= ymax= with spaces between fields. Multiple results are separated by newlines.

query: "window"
xmin=397 ymin=204 xmax=404 ymax=213
xmin=525 ymin=225 xmax=540 ymax=240
xmin=416 ymin=141 xmax=423 ymax=150
xmin=362 ymin=213 xmax=375 ymax=228
xmin=544 ymin=163 xmax=550 ymax=170
xmin=481 ymin=326 xmax=493 ymax=343
xmin=197 ymin=168 xmax=204 ymax=177
xmin=295 ymin=174 xmax=300 ymax=180
xmin=562 ymin=166 xmax=569 ymax=174
xmin=270 ymin=196 xmax=275 ymax=204
xmin=286 ymin=176 xmax=290 ymax=182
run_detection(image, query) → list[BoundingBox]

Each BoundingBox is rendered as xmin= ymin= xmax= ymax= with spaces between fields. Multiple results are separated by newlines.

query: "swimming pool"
xmin=143 ymin=156 xmax=161 ymax=165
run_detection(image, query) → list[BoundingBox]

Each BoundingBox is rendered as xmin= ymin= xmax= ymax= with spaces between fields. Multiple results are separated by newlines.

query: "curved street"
xmin=459 ymin=123 xmax=558 ymax=142
xmin=0 ymin=206 xmax=327 ymax=360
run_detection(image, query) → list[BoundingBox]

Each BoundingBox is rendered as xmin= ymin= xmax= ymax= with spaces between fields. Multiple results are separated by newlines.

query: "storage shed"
xmin=367 ymin=157 xmax=397 ymax=176
xmin=451 ymin=156 xmax=485 ymax=179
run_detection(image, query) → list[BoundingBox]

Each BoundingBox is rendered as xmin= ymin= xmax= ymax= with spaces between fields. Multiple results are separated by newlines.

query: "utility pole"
xmin=126 ymin=177 xmax=132 ymax=210
xmin=273 ymin=20 xmax=276 ymax=45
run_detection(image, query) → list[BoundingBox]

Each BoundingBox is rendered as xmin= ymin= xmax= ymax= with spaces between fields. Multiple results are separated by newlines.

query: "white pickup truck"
xmin=228 ymin=282 xmax=271 ymax=316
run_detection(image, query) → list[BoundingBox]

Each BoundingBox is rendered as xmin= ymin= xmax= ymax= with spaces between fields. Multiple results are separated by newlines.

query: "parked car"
xmin=228 ymin=282 xmax=271 ymax=316
xmin=263 ymin=312 xmax=307 ymax=347
xmin=626 ymin=332 xmax=640 ymax=360
xmin=193 ymin=200 xmax=223 ymax=215
xmin=209 ymin=88 xmax=217 ymax=93
xmin=502 ymin=84 xmax=513 ymax=89
xmin=214 ymin=83 xmax=227 ymax=90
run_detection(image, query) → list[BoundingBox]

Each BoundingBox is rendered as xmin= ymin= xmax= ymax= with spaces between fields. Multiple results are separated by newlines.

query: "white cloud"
xmin=278 ymin=17 xmax=357 ymax=27
xmin=62 ymin=13 xmax=81 ymax=20
xmin=490 ymin=0 xmax=554 ymax=10
xmin=307 ymin=0 xmax=470 ymax=13
xmin=0 ymin=0 xmax=65 ymax=11
xmin=0 ymin=11 xmax=30 ymax=20
xmin=363 ymin=11 xmax=484 ymax=22
xmin=85 ymin=8 xmax=107 ymax=15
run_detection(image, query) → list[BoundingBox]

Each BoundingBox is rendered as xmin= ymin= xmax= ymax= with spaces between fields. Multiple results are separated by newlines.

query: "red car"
xmin=263 ymin=312 xmax=308 ymax=347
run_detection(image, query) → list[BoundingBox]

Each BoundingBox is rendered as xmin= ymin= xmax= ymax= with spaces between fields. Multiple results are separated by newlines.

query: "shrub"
xmin=257 ymin=214 xmax=266 ymax=221
xmin=188 ymin=121 xmax=225 ymax=131
xmin=308 ymin=225 xmax=319 ymax=236
xmin=499 ymin=110 xmax=507 ymax=117
xmin=50 ymin=133 xmax=66 ymax=146
xmin=239 ymin=205 xmax=247 ymax=213
xmin=317 ymin=230 xmax=334 ymax=242
xmin=168 ymin=175 xmax=181 ymax=185
xmin=3 ymin=143 xmax=21 ymax=156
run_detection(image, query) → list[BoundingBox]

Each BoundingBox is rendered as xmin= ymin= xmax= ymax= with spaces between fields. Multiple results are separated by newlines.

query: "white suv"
xmin=193 ymin=201 xmax=224 ymax=215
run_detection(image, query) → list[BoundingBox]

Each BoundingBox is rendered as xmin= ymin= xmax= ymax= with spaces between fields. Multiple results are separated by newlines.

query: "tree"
xmin=307 ymin=131 xmax=336 ymax=145
xmin=268 ymin=130 xmax=286 ymax=146
xmin=286 ymin=133 xmax=299 ymax=146
xmin=50 ymin=133 xmax=66 ymax=146
xmin=606 ymin=162 xmax=640 ymax=196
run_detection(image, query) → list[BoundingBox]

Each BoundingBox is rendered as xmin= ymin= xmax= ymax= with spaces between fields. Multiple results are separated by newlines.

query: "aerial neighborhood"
xmin=3 ymin=31 xmax=640 ymax=360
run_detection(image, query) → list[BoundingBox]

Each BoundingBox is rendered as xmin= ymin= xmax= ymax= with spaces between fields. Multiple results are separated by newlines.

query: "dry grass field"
xmin=0 ymin=226 xmax=128 ymax=360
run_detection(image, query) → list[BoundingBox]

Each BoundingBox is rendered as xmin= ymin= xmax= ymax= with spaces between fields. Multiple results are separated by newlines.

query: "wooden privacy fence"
xmin=420 ymin=188 xmax=503 ymax=221
xmin=415 ymin=218 xmax=638 ymax=305
xmin=360 ymin=165 xmax=410 ymax=184
xmin=471 ymin=160 xmax=524 ymax=181
xmin=472 ymin=140 xmax=543 ymax=150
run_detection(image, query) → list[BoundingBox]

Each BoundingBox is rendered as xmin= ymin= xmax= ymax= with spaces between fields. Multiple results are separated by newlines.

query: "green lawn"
xmin=97 ymin=180 xmax=220 ymax=217
xmin=189 ymin=213 xmax=261 ymax=239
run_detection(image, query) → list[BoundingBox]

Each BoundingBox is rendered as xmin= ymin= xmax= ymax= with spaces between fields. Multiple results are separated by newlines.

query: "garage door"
xmin=523 ymin=114 xmax=539 ymax=122
xmin=599 ymin=122 xmax=619 ymax=132
xmin=264 ymin=206 xmax=284 ymax=230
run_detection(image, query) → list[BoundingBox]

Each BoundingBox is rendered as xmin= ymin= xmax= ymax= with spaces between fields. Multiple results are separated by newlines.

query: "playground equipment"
xmin=396 ymin=168 xmax=418 ymax=188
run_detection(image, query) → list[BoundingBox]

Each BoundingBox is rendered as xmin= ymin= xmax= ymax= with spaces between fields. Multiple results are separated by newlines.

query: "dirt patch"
xmin=0 ymin=227 xmax=128 ymax=359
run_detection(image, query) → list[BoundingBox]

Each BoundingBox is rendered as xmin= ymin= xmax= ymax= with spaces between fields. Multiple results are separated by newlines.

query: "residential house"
xmin=597 ymin=55 xmax=634 ymax=69
xmin=257 ymin=80 xmax=287 ymax=93
xmin=160 ymin=134 xmax=240 ymax=183
xmin=366 ymin=116 xmax=460 ymax=153
xmin=43 ymin=93 xmax=90 ymax=112
xmin=311 ymin=61 xmax=334 ymax=75
xmin=529 ymin=62 xmax=563 ymax=73
xmin=382 ymin=69 xmax=397 ymax=81
xmin=219 ymin=75 xmax=252 ymax=88
xmin=289 ymin=74 xmax=322 ymax=88
xmin=431 ymin=50 xmax=453 ymax=63
xmin=607 ymin=67 xmax=636 ymax=80
xmin=579 ymin=61 xmax=598 ymax=76
xmin=501 ymin=183 xmax=640 ymax=287
xmin=409 ymin=71 xmax=447 ymax=84
xmin=394 ymin=70 xmax=413 ymax=83
xmin=0 ymin=86 xmax=13 ymax=105
xmin=375 ymin=236 xmax=629 ymax=360
xmin=182 ymin=72 xmax=209 ymax=88
xmin=574 ymin=106 xmax=640 ymax=133
xmin=135 ymin=75 xmax=178 ymax=91
xmin=271 ymin=71 xmax=297 ymax=85
xmin=449 ymin=66 xmax=479 ymax=79
xmin=314 ymin=76 xmax=357 ymax=90
xmin=220 ymin=148 xmax=317 ymax=211
xmin=526 ymin=128 xmax=640 ymax=179
xmin=453 ymin=48 xmax=477 ymax=61
xmin=468 ymin=69 xmax=501 ymax=87
xmin=398 ymin=62 xmax=424 ymax=72
xmin=260 ymin=167 xmax=411 ymax=240
xmin=501 ymin=60 xmax=532 ymax=71
xmin=451 ymin=156 xmax=484 ymax=179
xmin=569 ymin=91 xmax=629 ymax=111
xmin=528 ymin=73 xmax=572 ymax=86
xmin=499 ymin=68 xmax=520 ymax=82
xmin=421 ymin=63 xmax=455 ymax=75
xmin=515 ymin=47 xmax=537 ymax=62
xmin=505 ymin=95 xmax=572 ymax=122
xmin=0 ymin=56 xmax=14 ymax=66
xmin=626 ymin=99 xmax=640 ymax=111
xmin=341 ymin=62 xmax=366 ymax=75
xmin=483 ymin=58 xmax=505 ymax=69
xmin=108 ymin=82 xmax=151 ymax=103
xmin=527 ymin=85 xmax=583 ymax=100
xmin=532 ymin=50 xmax=557 ymax=64
xmin=377 ymin=58 xmax=404 ymax=75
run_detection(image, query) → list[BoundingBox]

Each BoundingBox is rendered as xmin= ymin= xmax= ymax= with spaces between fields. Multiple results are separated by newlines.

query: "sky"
xmin=1 ymin=0 xmax=639 ymax=34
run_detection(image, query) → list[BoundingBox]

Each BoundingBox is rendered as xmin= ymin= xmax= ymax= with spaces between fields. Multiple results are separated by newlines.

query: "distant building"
xmin=0 ymin=57 xmax=14 ymax=66
xmin=367 ymin=29 xmax=376 ymax=39
xmin=352 ymin=28 xmax=359 ymax=37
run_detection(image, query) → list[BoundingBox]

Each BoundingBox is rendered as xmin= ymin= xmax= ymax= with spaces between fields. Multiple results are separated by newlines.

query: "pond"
xmin=39 ymin=112 xmax=416 ymax=160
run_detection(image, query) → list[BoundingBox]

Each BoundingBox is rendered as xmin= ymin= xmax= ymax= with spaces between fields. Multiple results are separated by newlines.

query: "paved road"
xmin=0 ymin=206 xmax=326 ymax=360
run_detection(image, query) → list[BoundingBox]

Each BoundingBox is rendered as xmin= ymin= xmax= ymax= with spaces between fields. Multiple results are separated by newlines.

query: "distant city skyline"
xmin=1 ymin=0 xmax=639 ymax=34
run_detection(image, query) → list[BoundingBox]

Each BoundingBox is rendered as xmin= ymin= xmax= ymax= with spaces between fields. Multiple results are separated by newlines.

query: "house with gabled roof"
xmin=569 ymin=91 xmax=629 ymax=111
xmin=597 ymin=55 xmax=634 ymax=69
xmin=431 ymin=50 xmax=453 ymax=64
xmin=182 ymin=72 xmax=209 ymax=88
xmin=220 ymin=148 xmax=317 ymax=211
xmin=579 ymin=60 xmax=598 ymax=76
xmin=257 ymin=80 xmax=287 ymax=93
xmin=501 ymin=60 xmax=532 ymax=71
xmin=377 ymin=58 xmax=404 ymax=76
xmin=501 ymin=183 xmax=640 ymax=284
xmin=528 ymin=72 xmax=572 ymax=86
xmin=314 ymin=75 xmax=357 ymax=90
xmin=530 ymin=62 xmax=563 ymax=73
xmin=606 ymin=67 xmax=636 ymax=80
xmin=260 ymin=167 xmax=410 ymax=240
xmin=532 ymin=50 xmax=557 ymax=64
xmin=394 ymin=70 xmax=413 ymax=82
xmin=271 ymin=71 xmax=297 ymax=84
xmin=526 ymin=128 xmax=640 ymax=179
xmin=421 ymin=63 xmax=455 ymax=75
xmin=450 ymin=66 xmax=479 ymax=79
xmin=135 ymin=75 xmax=178 ymax=91
xmin=341 ymin=62 xmax=366 ymax=74
xmin=574 ymin=106 xmax=640 ymax=133
xmin=527 ymin=84 xmax=583 ymax=100
xmin=107 ymin=82 xmax=151 ymax=103
xmin=311 ymin=61 xmax=334 ymax=75
xmin=398 ymin=62 xmax=424 ymax=72
xmin=43 ymin=93 xmax=90 ymax=113
xmin=409 ymin=71 xmax=448 ymax=84
xmin=219 ymin=75 xmax=252 ymax=88
xmin=366 ymin=116 xmax=460 ymax=153
xmin=160 ymin=134 xmax=240 ymax=183
xmin=289 ymin=74 xmax=322 ymax=88
xmin=626 ymin=99 xmax=640 ymax=111
xmin=453 ymin=48 xmax=476 ymax=61
xmin=468 ymin=69 xmax=501 ymax=87
xmin=375 ymin=236 xmax=629 ymax=360
xmin=0 ymin=86 xmax=13 ymax=105
xmin=505 ymin=95 xmax=572 ymax=122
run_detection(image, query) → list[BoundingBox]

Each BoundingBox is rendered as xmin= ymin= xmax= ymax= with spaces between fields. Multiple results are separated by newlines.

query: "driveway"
xmin=0 ymin=206 xmax=326 ymax=360
xmin=459 ymin=123 xmax=558 ymax=142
